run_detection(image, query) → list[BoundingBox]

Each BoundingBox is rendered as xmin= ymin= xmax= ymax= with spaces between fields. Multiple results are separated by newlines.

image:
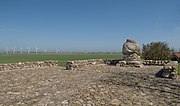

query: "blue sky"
xmin=0 ymin=0 xmax=180 ymax=52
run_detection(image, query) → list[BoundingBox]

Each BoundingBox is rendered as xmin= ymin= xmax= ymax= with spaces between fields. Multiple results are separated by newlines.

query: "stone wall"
xmin=0 ymin=60 xmax=58 ymax=71
xmin=66 ymin=59 xmax=178 ymax=79
xmin=66 ymin=59 xmax=104 ymax=70
xmin=142 ymin=60 xmax=170 ymax=66
xmin=66 ymin=59 xmax=175 ymax=70
xmin=66 ymin=59 xmax=121 ymax=70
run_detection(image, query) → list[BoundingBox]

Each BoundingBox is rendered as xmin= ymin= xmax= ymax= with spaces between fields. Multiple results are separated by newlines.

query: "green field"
xmin=0 ymin=53 xmax=122 ymax=67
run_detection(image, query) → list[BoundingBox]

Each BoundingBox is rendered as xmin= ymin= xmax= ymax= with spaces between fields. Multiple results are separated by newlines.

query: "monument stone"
xmin=122 ymin=39 xmax=143 ymax=67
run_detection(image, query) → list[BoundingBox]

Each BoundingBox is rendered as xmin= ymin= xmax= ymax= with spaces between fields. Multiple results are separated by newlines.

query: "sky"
xmin=0 ymin=0 xmax=180 ymax=52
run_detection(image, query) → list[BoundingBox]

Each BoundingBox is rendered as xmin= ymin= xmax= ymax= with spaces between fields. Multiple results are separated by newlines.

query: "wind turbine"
xmin=13 ymin=47 xmax=16 ymax=54
xmin=28 ymin=47 xmax=31 ymax=54
xmin=20 ymin=47 xmax=23 ymax=54
xmin=35 ymin=47 xmax=39 ymax=55
xmin=56 ymin=49 xmax=58 ymax=54
xmin=45 ymin=49 xmax=47 ymax=54
xmin=6 ymin=47 xmax=9 ymax=54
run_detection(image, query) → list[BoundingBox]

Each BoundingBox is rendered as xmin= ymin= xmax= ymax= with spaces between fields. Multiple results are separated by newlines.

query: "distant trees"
xmin=142 ymin=42 xmax=171 ymax=60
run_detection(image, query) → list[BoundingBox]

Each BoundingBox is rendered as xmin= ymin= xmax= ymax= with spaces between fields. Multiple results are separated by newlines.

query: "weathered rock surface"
xmin=0 ymin=65 xmax=179 ymax=106
xmin=122 ymin=39 xmax=143 ymax=67
xmin=122 ymin=39 xmax=141 ymax=61
xmin=122 ymin=39 xmax=140 ymax=55
xmin=162 ymin=61 xmax=178 ymax=79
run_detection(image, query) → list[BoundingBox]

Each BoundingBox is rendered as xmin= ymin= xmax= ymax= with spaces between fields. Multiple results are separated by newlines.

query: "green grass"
xmin=0 ymin=53 xmax=122 ymax=67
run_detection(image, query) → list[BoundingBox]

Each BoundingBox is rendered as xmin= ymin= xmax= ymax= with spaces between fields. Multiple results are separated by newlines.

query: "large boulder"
xmin=123 ymin=39 xmax=140 ymax=55
xmin=122 ymin=39 xmax=143 ymax=67
xmin=122 ymin=39 xmax=141 ymax=61
xmin=162 ymin=61 xmax=178 ymax=79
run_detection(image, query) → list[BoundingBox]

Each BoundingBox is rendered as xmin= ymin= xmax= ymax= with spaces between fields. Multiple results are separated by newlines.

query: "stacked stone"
xmin=122 ymin=39 xmax=143 ymax=67
xmin=66 ymin=61 xmax=75 ymax=70
xmin=162 ymin=61 xmax=178 ymax=79
xmin=66 ymin=59 xmax=106 ymax=70
xmin=143 ymin=60 xmax=170 ymax=66
xmin=0 ymin=60 xmax=58 ymax=71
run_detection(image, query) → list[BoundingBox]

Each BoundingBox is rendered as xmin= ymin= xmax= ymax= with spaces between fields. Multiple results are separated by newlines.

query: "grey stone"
xmin=165 ymin=61 xmax=178 ymax=70
xmin=62 ymin=100 xmax=69 ymax=106
xmin=122 ymin=39 xmax=143 ymax=67
xmin=162 ymin=61 xmax=178 ymax=79
xmin=162 ymin=70 xmax=171 ymax=78
xmin=122 ymin=39 xmax=141 ymax=56
xmin=110 ymin=99 xmax=121 ymax=105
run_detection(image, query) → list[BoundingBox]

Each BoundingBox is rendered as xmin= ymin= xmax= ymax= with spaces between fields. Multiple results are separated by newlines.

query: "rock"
xmin=165 ymin=61 xmax=178 ymax=70
xmin=126 ymin=61 xmax=144 ymax=67
xmin=91 ymin=62 xmax=96 ymax=65
xmin=116 ymin=61 xmax=126 ymax=67
xmin=110 ymin=99 xmax=121 ymax=106
xmin=127 ymin=61 xmax=142 ymax=65
xmin=162 ymin=61 xmax=178 ymax=79
xmin=122 ymin=39 xmax=143 ymax=67
xmin=162 ymin=70 xmax=171 ymax=78
xmin=72 ymin=101 xmax=82 ymax=105
xmin=62 ymin=100 xmax=69 ymax=106
xmin=122 ymin=39 xmax=141 ymax=57
xmin=163 ymin=66 xmax=172 ymax=70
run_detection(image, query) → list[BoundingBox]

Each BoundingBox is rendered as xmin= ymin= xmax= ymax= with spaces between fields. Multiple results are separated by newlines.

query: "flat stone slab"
xmin=0 ymin=66 xmax=179 ymax=105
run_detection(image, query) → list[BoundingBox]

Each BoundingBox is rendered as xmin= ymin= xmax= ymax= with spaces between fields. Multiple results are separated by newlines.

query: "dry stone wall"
xmin=0 ymin=60 xmax=58 ymax=71
xmin=66 ymin=59 xmax=175 ymax=69
xmin=66 ymin=59 xmax=120 ymax=70
xmin=66 ymin=59 xmax=105 ymax=70
xmin=66 ymin=59 xmax=178 ymax=79
xmin=142 ymin=60 xmax=170 ymax=66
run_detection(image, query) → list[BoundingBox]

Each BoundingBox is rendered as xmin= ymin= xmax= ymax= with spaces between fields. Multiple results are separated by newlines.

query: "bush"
xmin=142 ymin=42 xmax=171 ymax=60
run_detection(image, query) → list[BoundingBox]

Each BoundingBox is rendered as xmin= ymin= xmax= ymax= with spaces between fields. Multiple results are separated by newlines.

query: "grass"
xmin=0 ymin=53 xmax=123 ymax=67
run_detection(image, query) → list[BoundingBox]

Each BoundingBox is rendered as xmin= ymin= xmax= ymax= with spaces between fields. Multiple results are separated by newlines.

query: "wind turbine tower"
xmin=6 ymin=48 xmax=9 ymax=54
xmin=20 ymin=48 xmax=23 ymax=54
xmin=28 ymin=47 xmax=31 ymax=54
xmin=13 ymin=47 xmax=16 ymax=54
xmin=35 ymin=48 xmax=39 ymax=55
xmin=56 ymin=49 xmax=59 ymax=54
xmin=45 ymin=49 xmax=47 ymax=54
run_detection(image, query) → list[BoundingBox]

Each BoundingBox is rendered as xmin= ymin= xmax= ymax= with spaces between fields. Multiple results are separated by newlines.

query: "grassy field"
xmin=0 ymin=53 xmax=122 ymax=67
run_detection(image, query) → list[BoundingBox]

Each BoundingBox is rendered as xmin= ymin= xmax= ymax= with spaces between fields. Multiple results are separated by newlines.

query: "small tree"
xmin=142 ymin=41 xmax=171 ymax=60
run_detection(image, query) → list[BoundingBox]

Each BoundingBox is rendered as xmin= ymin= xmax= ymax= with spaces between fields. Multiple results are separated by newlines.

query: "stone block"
xmin=162 ymin=61 xmax=178 ymax=79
